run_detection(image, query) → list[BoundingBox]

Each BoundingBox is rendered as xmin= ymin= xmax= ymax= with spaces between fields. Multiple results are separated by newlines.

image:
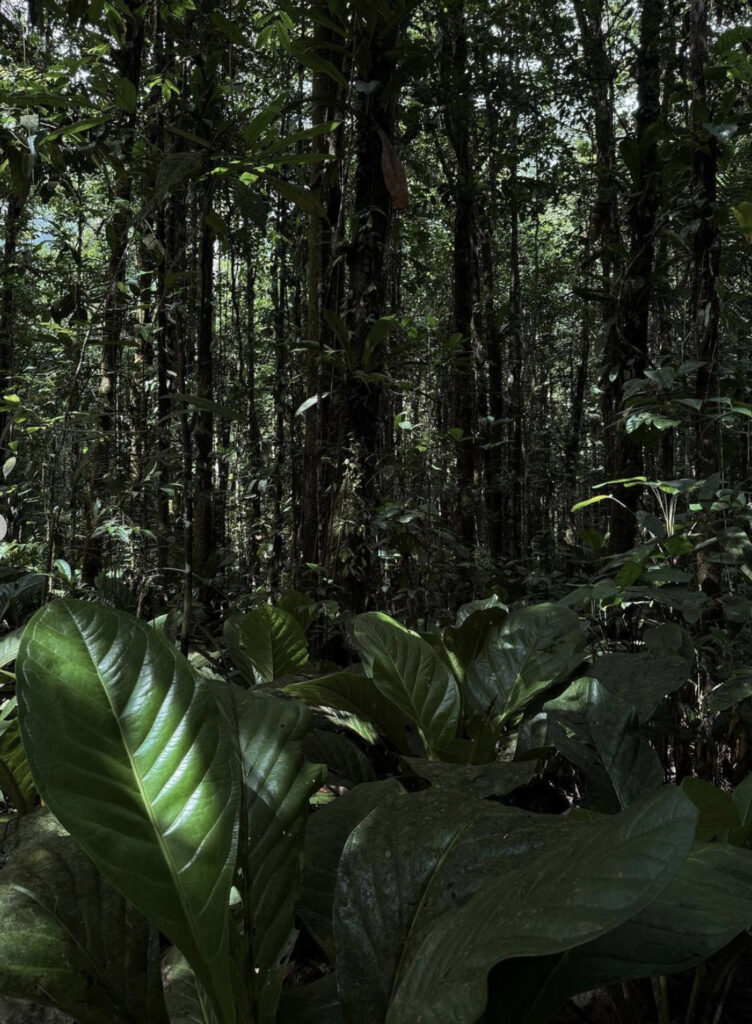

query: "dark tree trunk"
xmin=301 ymin=7 xmax=346 ymax=576
xmin=574 ymin=0 xmax=633 ymax=552
xmin=689 ymin=0 xmax=722 ymax=594
xmin=341 ymin=12 xmax=401 ymax=610
xmin=83 ymin=0 xmax=145 ymax=584
xmin=0 ymin=194 xmax=23 ymax=461
xmin=508 ymin=161 xmax=524 ymax=559
xmin=191 ymin=191 xmax=216 ymax=594
xmin=442 ymin=0 xmax=478 ymax=557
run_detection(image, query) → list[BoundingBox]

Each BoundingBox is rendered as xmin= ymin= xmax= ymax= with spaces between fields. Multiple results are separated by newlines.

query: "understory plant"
xmin=2 ymin=597 xmax=752 ymax=1023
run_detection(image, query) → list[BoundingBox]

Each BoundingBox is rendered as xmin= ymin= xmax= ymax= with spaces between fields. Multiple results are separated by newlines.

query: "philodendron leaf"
xmin=355 ymin=612 xmax=461 ymax=757
xmin=401 ymin=757 xmax=532 ymax=798
xmin=162 ymin=947 xmax=212 ymax=1024
xmin=285 ymin=671 xmax=413 ymax=754
xmin=465 ymin=603 xmax=585 ymax=724
xmin=303 ymin=727 xmax=377 ymax=788
xmin=492 ymin=842 xmax=752 ymax=1024
xmin=16 ymin=599 xmax=239 ymax=1024
xmin=443 ymin=607 xmax=507 ymax=681
xmin=224 ymin=605 xmax=308 ymax=684
xmin=334 ymin=785 xmax=696 ymax=1024
xmin=0 ymin=698 xmax=36 ymax=813
xmin=219 ymin=690 xmax=325 ymax=1024
xmin=0 ymin=811 xmax=168 ymax=1024
xmin=299 ymin=779 xmax=405 ymax=958
xmin=589 ymin=651 xmax=690 ymax=722
xmin=543 ymin=678 xmax=663 ymax=812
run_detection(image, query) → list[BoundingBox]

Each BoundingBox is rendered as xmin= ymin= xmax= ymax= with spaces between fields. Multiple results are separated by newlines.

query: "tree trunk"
xmin=0 ymin=194 xmax=23 ymax=462
xmin=573 ymin=0 xmax=632 ymax=552
xmin=83 ymin=0 xmax=145 ymax=583
xmin=341 ymin=11 xmax=401 ymax=610
xmin=191 ymin=190 xmax=216 ymax=596
xmin=442 ymin=0 xmax=478 ymax=557
xmin=689 ymin=0 xmax=722 ymax=594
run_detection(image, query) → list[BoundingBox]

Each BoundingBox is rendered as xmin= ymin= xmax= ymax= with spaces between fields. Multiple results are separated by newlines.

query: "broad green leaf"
xmin=218 ymin=690 xmax=325 ymax=1024
xmin=571 ymin=493 xmax=612 ymax=511
xmin=0 ymin=812 xmax=168 ymax=1024
xmin=285 ymin=671 xmax=414 ymax=755
xmin=733 ymin=772 xmax=752 ymax=827
xmin=304 ymin=727 xmax=377 ymax=787
xmin=278 ymin=973 xmax=342 ymax=1024
xmin=543 ymin=678 xmax=663 ymax=812
xmin=0 ymin=698 xmax=36 ymax=813
xmin=442 ymin=606 xmax=507 ymax=681
xmin=334 ymin=789 xmax=561 ymax=1024
xmin=708 ymin=671 xmax=752 ymax=712
xmin=355 ymin=612 xmax=461 ymax=757
xmin=682 ymin=777 xmax=742 ymax=840
xmin=494 ymin=842 xmax=752 ymax=1024
xmin=224 ymin=605 xmax=309 ymax=684
xmin=454 ymin=595 xmax=507 ymax=626
xmin=276 ymin=589 xmax=319 ymax=630
xmin=589 ymin=652 xmax=690 ymax=722
xmin=0 ymin=628 xmax=22 ymax=667
xmin=401 ymin=757 xmax=532 ymax=798
xmin=465 ymin=604 xmax=584 ymax=724
xmin=16 ymin=599 xmax=239 ymax=1024
xmin=299 ymin=780 xmax=405 ymax=958
xmin=162 ymin=946 xmax=213 ymax=1024
xmin=383 ymin=787 xmax=697 ymax=1024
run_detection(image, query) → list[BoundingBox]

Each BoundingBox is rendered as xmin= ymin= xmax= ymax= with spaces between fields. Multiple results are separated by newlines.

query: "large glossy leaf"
xmin=218 ymin=689 xmax=325 ymax=1024
xmin=334 ymin=789 xmax=557 ymax=1024
xmin=543 ymin=678 xmax=663 ymax=812
xmin=303 ymin=727 xmax=377 ymax=787
xmin=285 ymin=671 xmax=414 ymax=754
xmin=16 ymin=600 xmax=239 ymax=1024
xmin=162 ymin=947 xmax=213 ymax=1024
xmin=0 ymin=811 xmax=168 ymax=1024
xmin=299 ymin=780 xmax=405 ymax=957
xmin=402 ymin=757 xmax=532 ymax=798
xmin=465 ymin=603 xmax=585 ymax=724
xmin=0 ymin=698 xmax=36 ymax=813
xmin=491 ymin=842 xmax=752 ymax=1024
xmin=442 ymin=607 xmax=507 ymax=681
xmin=224 ymin=606 xmax=308 ymax=684
xmin=354 ymin=612 xmax=461 ymax=757
xmin=334 ymin=786 xmax=696 ymax=1024
xmin=589 ymin=651 xmax=690 ymax=722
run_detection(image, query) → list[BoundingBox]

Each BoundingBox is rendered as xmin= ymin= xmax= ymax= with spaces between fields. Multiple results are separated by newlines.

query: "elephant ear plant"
xmin=7 ymin=598 xmax=325 ymax=1024
xmin=7 ymin=598 xmax=752 ymax=1024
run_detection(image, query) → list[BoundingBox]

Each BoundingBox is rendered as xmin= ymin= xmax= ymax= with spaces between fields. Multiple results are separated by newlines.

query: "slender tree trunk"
xmin=191 ymin=190 xmax=216 ymax=595
xmin=0 ymin=195 xmax=23 ymax=461
xmin=689 ymin=0 xmax=721 ymax=594
xmin=301 ymin=8 xmax=345 ymax=575
xmin=83 ymin=1 xmax=145 ymax=583
xmin=442 ymin=0 xmax=478 ymax=556
xmin=574 ymin=0 xmax=633 ymax=551
xmin=508 ymin=158 xmax=524 ymax=558
xmin=341 ymin=12 xmax=401 ymax=610
xmin=566 ymin=309 xmax=591 ymax=480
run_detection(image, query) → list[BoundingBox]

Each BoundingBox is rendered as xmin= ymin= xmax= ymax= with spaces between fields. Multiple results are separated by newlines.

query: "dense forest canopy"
xmin=1 ymin=0 xmax=750 ymax=627
xmin=6 ymin=4 xmax=752 ymax=1024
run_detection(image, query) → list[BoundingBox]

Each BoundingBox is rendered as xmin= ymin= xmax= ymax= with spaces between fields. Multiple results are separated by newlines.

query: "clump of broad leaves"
xmin=1 ymin=595 xmax=752 ymax=1024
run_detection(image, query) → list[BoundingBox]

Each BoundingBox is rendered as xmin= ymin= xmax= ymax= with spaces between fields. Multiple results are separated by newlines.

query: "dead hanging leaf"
xmin=376 ymin=126 xmax=409 ymax=211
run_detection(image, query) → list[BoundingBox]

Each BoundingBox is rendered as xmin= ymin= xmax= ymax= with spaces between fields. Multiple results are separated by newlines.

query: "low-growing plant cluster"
xmin=1 ymin=585 xmax=752 ymax=1024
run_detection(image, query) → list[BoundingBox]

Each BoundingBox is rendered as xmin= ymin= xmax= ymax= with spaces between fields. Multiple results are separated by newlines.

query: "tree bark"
xmin=689 ymin=0 xmax=722 ymax=594
xmin=442 ymin=0 xmax=478 ymax=556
